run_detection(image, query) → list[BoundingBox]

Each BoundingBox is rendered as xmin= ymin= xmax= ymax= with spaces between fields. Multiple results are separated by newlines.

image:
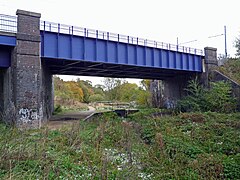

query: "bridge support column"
xmin=41 ymin=61 xmax=54 ymax=120
xmin=12 ymin=10 xmax=44 ymax=128
xmin=201 ymin=47 xmax=218 ymax=86
xmin=163 ymin=75 xmax=190 ymax=108
xmin=0 ymin=68 xmax=15 ymax=124
xmin=150 ymin=75 xmax=190 ymax=108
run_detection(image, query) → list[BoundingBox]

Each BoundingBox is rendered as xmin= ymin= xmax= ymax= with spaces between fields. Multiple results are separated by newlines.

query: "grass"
xmin=0 ymin=110 xmax=239 ymax=179
xmin=53 ymin=104 xmax=89 ymax=115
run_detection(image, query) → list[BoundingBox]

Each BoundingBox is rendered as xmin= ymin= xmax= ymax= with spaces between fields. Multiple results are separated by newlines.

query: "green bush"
xmin=176 ymin=78 xmax=205 ymax=112
xmin=53 ymin=104 xmax=63 ymax=115
xmin=176 ymin=96 xmax=201 ymax=112
xmin=204 ymin=81 xmax=237 ymax=113
xmin=89 ymin=94 xmax=105 ymax=102
xmin=177 ymin=79 xmax=237 ymax=113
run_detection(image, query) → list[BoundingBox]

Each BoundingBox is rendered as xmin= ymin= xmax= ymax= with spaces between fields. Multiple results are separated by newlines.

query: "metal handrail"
xmin=0 ymin=13 xmax=203 ymax=56
xmin=40 ymin=20 xmax=203 ymax=55
xmin=0 ymin=14 xmax=17 ymax=33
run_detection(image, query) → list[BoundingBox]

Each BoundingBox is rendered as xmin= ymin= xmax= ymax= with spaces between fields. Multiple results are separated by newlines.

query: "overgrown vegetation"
xmin=0 ymin=110 xmax=239 ymax=179
xmin=234 ymin=35 xmax=240 ymax=57
xmin=176 ymin=78 xmax=237 ymax=113
xmin=218 ymin=58 xmax=240 ymax=84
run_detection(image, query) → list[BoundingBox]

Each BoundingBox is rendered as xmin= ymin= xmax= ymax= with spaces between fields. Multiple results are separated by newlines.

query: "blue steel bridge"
xmin=0 ymin=14 xmax=204 ymax=80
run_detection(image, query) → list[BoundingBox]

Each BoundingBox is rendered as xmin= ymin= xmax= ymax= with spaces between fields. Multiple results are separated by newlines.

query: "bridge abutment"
xmin=4 ymin=10 xmax=53 ymax=128
xmin=150 ymin=74 xmax=192 ymax=108
xmin=12 ymin=10 xmax=45 ymax=128
xmin=201 ymin=47 xmax=218 ymax=86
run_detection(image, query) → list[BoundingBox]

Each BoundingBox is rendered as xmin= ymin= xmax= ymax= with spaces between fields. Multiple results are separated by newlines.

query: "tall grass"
xmin=0 ymin=110 xmax=239 ymax=179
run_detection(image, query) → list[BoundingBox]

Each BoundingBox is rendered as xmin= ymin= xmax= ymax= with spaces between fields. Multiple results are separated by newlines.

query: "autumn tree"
xmin=102 ymin=78 xmax=152 ymax=106
xmin=54 ymin=76 xmax=71 ymax=101
xmin=103 ymin=78 xmax=126 ymax=100
xmin=53 ymin=76 xmax=153 ymax=107
xmin=76 ymin=78 xmax=94 ymax=103
xmin=54 ymin=76 xmax=84 ymax=103
xmin=117 ymin=83 xmax=139 ymax=102
xmin=136 ymin=80 xmax=151 ymax=106
xmin=93 ymin=84 xmax=105 ymax=96
xmin=140 ymin=79 xmax=151 ymax=91
xmin=89 ymin=94 xmax=105 ymax=102
xmin=65 ymin=81 xmax=84 ymax=102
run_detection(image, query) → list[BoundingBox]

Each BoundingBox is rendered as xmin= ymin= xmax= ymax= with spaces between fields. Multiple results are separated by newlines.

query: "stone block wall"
xmin=12 ymin=10 xmax=43 ymax=128
xmin=0 ymin=9 xmax=55 ymax=128
xmin=150 ymin=74 xmax=195 ymax=109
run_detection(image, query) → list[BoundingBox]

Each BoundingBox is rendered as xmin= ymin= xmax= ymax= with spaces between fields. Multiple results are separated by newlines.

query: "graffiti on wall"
xmin=19 ymin=107 xmax=43 ymax=123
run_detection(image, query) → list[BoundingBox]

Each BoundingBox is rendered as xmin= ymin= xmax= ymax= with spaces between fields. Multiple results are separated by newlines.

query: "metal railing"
xmin=40 ymin=21 xmax=204 ymax=55
xmin=0 ymin=13 xmax=203 ymax=55
xmin=0 ymin=14 xmax=17 ymax=33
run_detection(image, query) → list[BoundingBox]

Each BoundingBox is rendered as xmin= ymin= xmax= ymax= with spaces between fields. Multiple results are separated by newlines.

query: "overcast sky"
xmin=1 ymin=0 xmax=239 ymax=85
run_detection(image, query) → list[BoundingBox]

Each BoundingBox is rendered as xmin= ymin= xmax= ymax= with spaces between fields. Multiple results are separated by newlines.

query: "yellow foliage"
xmin=65 ymin=81 xmax=84 ymax=102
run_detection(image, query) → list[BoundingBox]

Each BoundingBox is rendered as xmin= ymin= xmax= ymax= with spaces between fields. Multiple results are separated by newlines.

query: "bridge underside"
xmin=41 ymin=31 xmax=203 ymax=78
xmin=0 ymin=45 xmax=12 ymax=68
xmin=44 ymin=58 xmax=199 ymax=80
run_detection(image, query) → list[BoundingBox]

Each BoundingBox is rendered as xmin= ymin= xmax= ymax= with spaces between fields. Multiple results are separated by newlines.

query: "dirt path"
xmin=46 ymin=106 xmax=96 ymax=130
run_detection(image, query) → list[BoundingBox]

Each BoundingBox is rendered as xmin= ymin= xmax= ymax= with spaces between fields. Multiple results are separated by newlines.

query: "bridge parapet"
xmin=0 ymin=14 xmax=17 ymax=33
xmin=40 ymin=21 xmax=203 ymax=56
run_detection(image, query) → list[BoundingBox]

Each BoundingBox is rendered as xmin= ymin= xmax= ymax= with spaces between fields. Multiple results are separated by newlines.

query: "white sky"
xmin=1 ymin=0 xmax=239 ymax=85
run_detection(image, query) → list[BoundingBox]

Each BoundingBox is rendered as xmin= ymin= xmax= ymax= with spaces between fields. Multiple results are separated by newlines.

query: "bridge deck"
xmin=40 ymin=21 xmax=204 ymax=78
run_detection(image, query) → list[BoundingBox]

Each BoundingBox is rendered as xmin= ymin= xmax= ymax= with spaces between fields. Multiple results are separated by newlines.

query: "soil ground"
xmin=46 ymin=106 xmax=95 ymax=130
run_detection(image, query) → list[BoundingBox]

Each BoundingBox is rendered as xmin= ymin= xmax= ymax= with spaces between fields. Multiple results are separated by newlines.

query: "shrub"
xmin=53 ymin=104 xmax=63 ymax=115
xmin=177 ymin=79 xmax=237 ymax=113
xmin=176 ymin=78 xmax=205 ymax=112
xmin=204 ymin=81 xmax=237 ymax=113
xmin=89 ymin=94 xmax=105 ymax=102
